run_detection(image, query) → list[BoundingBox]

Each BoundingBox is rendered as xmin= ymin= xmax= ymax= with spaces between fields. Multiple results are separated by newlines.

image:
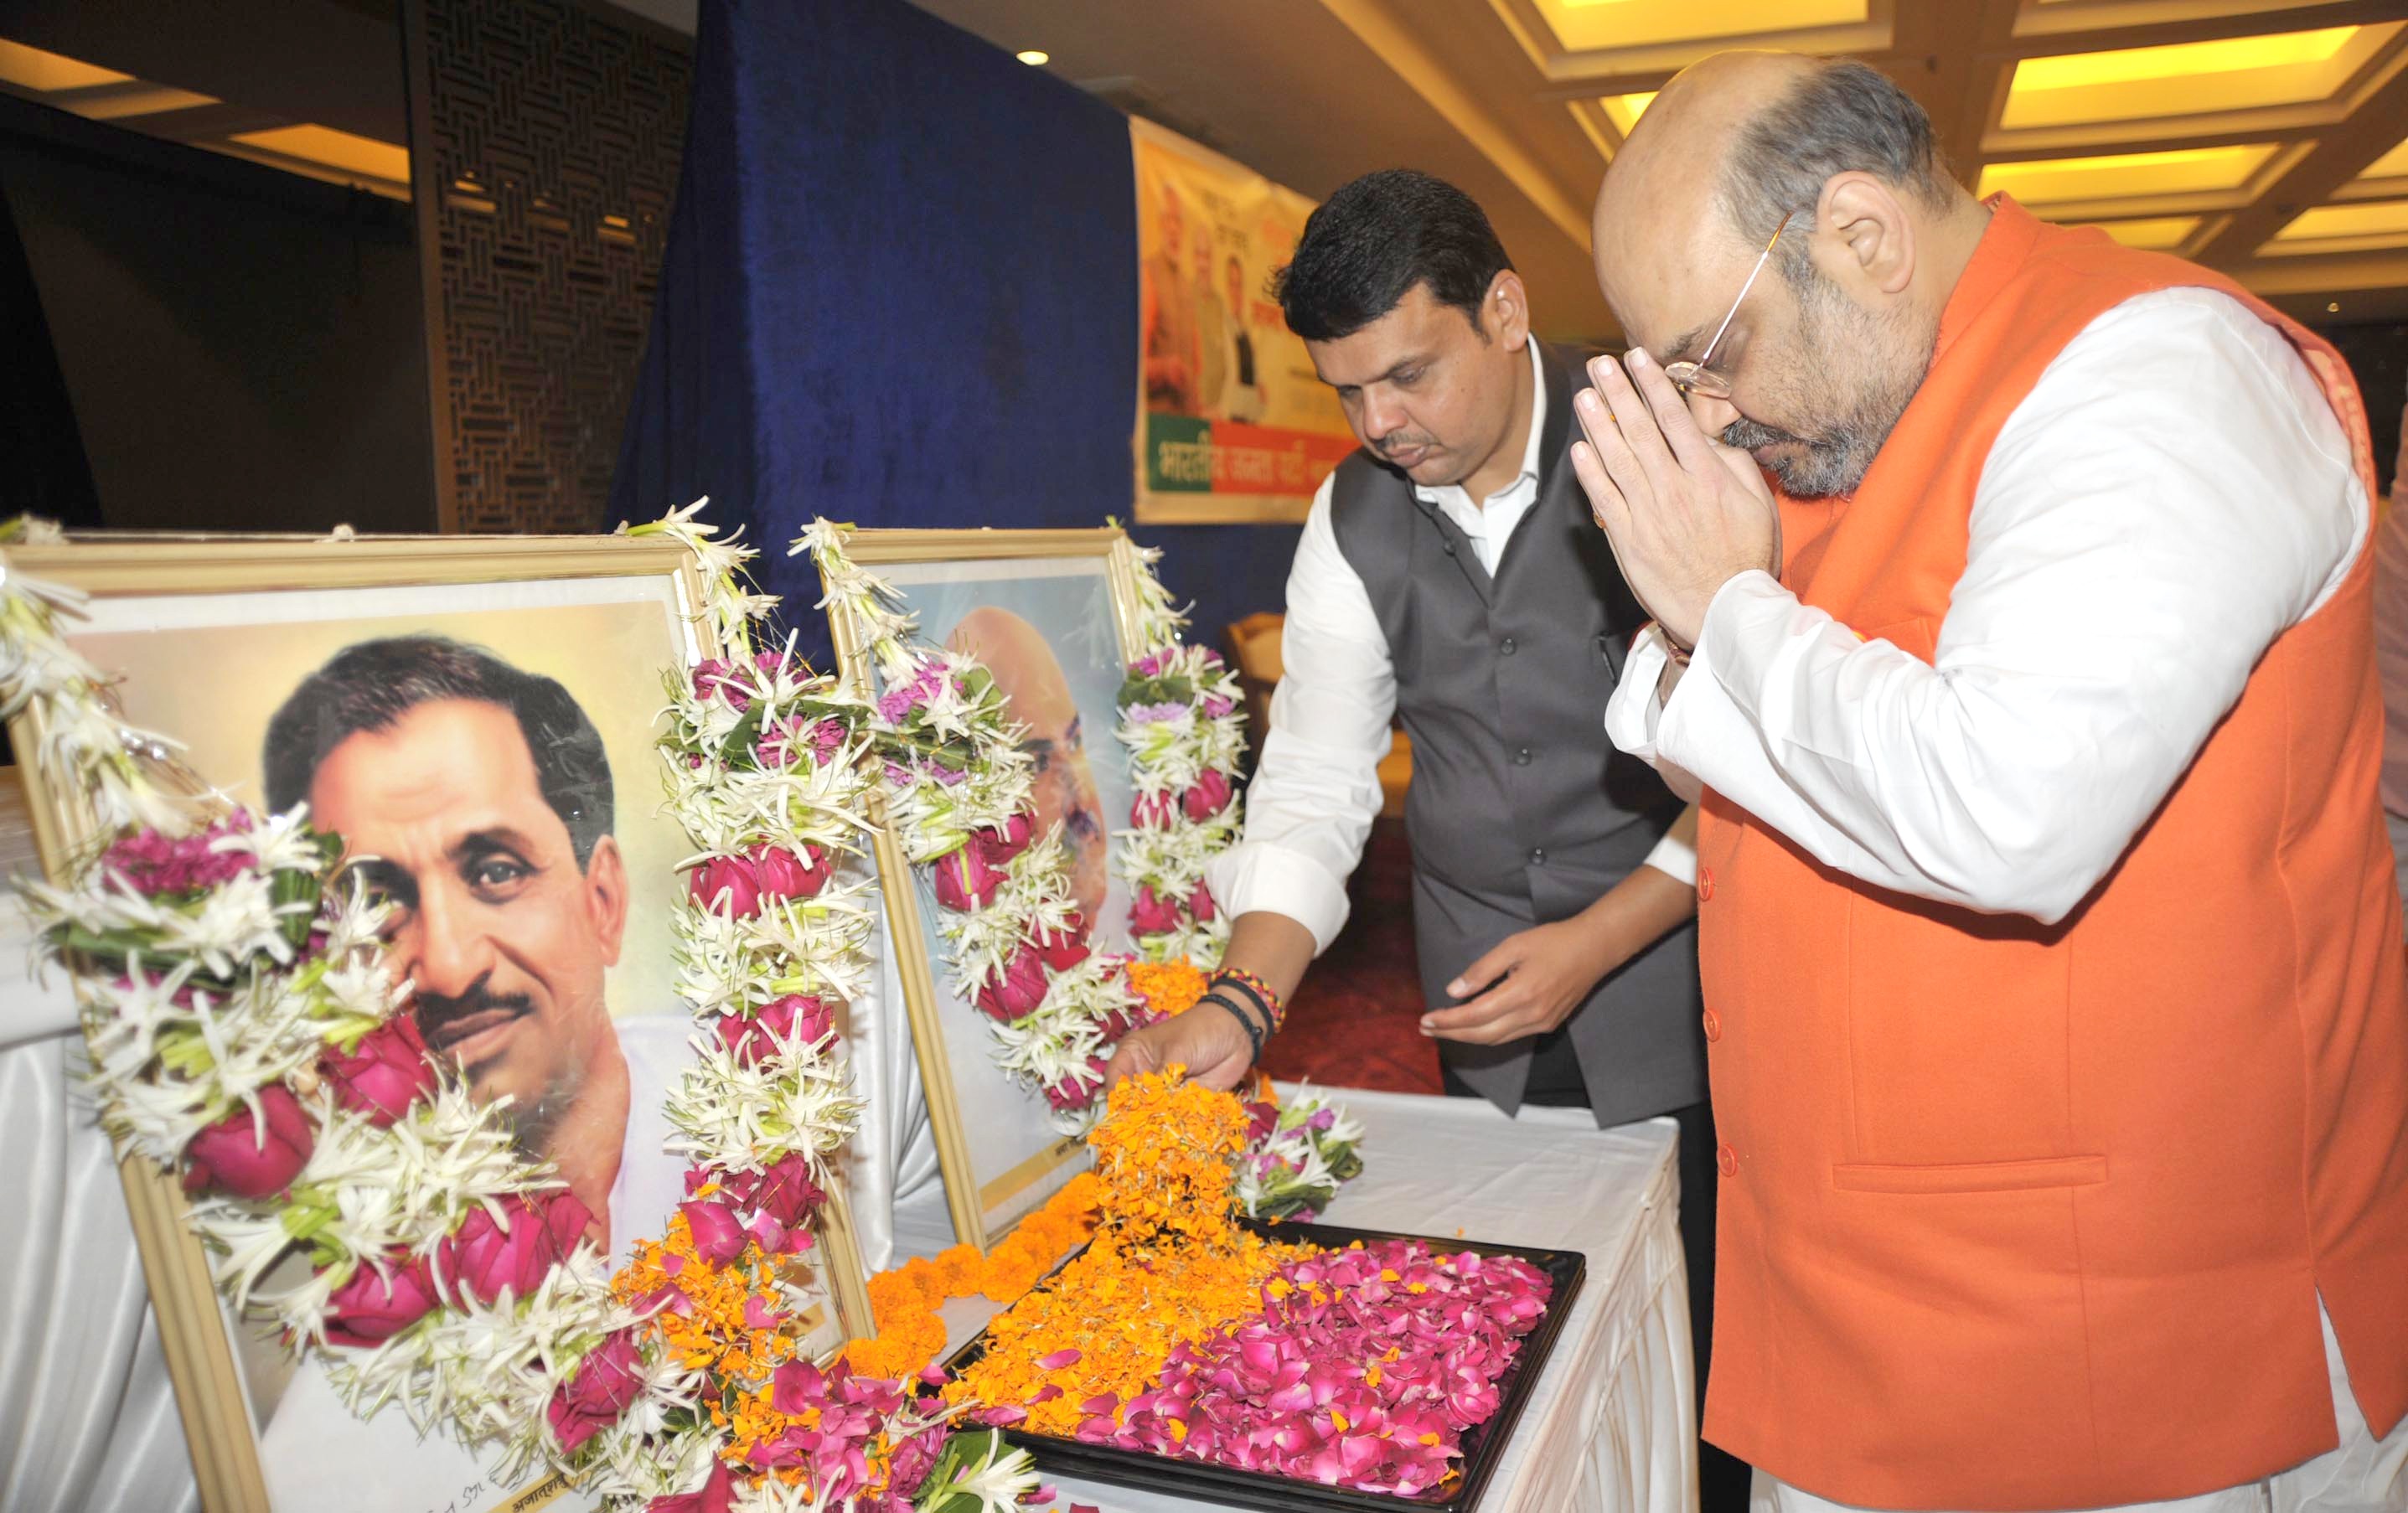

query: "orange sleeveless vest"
xmin=1695 ymin=197 xmax=2408 ymax=1508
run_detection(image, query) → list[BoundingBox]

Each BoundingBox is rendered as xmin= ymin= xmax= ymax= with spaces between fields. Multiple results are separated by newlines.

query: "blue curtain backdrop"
xmin=611 ymin=0 xmax=1304 ymax=664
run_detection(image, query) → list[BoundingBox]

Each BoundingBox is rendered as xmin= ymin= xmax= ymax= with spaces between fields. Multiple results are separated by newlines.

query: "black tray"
xmin=938 ymin=1216 xmax=1587 ymax=1512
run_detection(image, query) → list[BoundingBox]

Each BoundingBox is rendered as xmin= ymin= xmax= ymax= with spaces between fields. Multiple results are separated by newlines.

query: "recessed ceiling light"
xmin=2271 ymin=199 xmax=2408 ymax=244
xmin=1015 ymin=49 xmax=1050 ymax=66
xmin=1977 ymin=144 xmax=2280 ymax=206
xmin=2064 ymin=215 xmax=2199 ymax=252
xmin=2328 ymin=302 xmax=2342 ymax=312
xmin=2000 ymin=25 xmax=2385 ymax=132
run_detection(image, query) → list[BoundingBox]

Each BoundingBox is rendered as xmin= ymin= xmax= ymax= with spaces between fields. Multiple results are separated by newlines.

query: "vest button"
xmin=1703 ymin=1008 xmax=1721 ymax=1043
xmin=1514 ymin=746 xmax=1532 ymax=767
xmin=1697 ymin=866 xmax=1715 ymax=902
xmin=1528 ymin=846 xmax=1545 ymax=866
xmin=1500 ymin=637 xmax=1517 ymax=655
xmin=1442 ymin=540 xmax=1457 ymax=555
xmin=1717 ymin=1144 xmax=1738 ymax=1178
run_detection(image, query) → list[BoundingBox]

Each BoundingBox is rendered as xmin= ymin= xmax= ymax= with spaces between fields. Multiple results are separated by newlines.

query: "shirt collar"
xmin=1412 ymin=337 xmax=1548 ymax=508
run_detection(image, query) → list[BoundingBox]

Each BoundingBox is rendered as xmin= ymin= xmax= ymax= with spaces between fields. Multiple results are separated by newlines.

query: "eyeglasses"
xmin=1661 ymin=209 xmax=1798 ymax=400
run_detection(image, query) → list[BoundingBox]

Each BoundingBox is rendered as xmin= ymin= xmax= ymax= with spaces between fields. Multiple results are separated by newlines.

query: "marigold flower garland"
xmin=943 ymin=1069 xmax=1312 ymax=1438
xmin=926 ymin=1071 xmax=1548 ymax=1499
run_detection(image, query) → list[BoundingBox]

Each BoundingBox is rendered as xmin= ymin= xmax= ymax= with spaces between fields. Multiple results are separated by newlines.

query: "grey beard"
xmin=1722 ymin=415 xmax=1892 ymax=498
xmin=1725 ymin=266 xmax=1929 ymax=498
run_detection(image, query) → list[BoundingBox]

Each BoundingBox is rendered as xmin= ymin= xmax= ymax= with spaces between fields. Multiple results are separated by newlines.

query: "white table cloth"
xmin=901 ymin=1088 xmax=1698 ymax=1513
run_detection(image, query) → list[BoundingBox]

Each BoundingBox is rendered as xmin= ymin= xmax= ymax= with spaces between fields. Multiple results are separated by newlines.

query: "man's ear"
xmin=1818 ymin=172 xmax=1916 ymax=297
xmin=1486 ymin=269 xmax=1532 ymax=349
xmin=584 ymin=835 xmax=629 ymax=967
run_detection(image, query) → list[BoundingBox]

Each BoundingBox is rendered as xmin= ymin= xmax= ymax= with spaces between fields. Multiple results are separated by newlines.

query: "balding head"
xmin=1595 ymin=53 xmax=1814 ymax=292
xmin=1589 ymin=52 xmax=1984 ymax=497
xmin=946 ymin=607 xmax=1109 ymax=922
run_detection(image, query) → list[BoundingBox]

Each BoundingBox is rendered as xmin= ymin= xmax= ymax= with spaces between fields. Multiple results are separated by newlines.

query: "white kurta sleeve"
xmin=1204 ymin=476 xmax=1397 ymax=953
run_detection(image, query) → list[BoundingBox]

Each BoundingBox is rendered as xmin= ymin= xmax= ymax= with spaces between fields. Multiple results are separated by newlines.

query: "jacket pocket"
xmin=1832 ymin=1154 xmax=2106 ymax=1195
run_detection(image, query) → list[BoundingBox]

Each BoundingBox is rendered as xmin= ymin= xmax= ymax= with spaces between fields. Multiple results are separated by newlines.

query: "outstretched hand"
xmin=1570 ymin=349 xmax=1779 ymax=649
xmin=1101 ymin=999 xmax=1256 ymax=1092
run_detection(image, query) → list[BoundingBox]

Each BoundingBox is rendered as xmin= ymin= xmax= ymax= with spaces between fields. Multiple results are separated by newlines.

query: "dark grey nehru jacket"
xmin=1328 ymin=340 xmax=1705 ymax=1124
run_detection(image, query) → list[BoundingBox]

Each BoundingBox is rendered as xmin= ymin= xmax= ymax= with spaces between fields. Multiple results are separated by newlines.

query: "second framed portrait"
xmin=8 ymin=534 xmax=871 ymax=1513
xmin=824 ymin=529 xmax=1147 ymax=1250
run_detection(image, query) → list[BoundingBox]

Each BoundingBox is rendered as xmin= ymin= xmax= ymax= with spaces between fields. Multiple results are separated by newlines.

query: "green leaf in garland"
xmin=716 ymin=700 xmax=767 ymax=766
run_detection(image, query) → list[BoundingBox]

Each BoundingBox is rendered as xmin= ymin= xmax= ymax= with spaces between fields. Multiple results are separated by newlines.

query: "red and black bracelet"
xmin=1211 ymin=967 xmax=1287 ymax=1034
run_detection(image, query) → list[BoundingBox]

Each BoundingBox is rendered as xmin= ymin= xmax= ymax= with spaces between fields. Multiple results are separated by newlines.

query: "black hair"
xmin=1720 ymin=59 xmax=1956 ymax=284
xmin=262 ymin=634 xmax=614 ymax=867
xmin=1273 ymin=168 xmax=1513 ymax=342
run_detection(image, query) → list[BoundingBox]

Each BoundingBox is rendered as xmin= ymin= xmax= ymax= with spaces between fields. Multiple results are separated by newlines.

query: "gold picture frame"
xmin=6 ymin=530 xmax=873 ymax=1513
xmin=820 ymin=527 xmax=1148 ymax=1251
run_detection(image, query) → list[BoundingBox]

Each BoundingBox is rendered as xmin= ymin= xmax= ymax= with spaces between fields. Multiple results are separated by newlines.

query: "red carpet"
xmin=1258 ymin=819 xmax=1443 ymax=1095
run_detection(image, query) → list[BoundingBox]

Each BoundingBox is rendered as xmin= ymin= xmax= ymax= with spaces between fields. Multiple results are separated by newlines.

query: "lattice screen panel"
xmin=411 ymin=0 xmax=690 ymax=534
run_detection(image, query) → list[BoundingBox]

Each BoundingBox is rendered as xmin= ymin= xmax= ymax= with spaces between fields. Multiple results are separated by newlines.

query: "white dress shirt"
xmin=1209 ymin=338 xmax=1697 ymax=952
xmin=1604 ymin=287 xmax=2367 ymax=926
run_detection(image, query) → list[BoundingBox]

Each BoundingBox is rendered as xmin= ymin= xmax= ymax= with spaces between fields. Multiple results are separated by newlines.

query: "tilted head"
xmin=1594 ymin=52 xmax=1980 ymax=497
xmin=1274 ymin=168 xmax=1532 ymax=492
xmin=263 ymin=636 xmax=627 ymax=1153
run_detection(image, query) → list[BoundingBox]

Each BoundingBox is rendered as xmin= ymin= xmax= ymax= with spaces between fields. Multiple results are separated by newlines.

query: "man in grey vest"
xmin=1104 ymin=168 xmax=1739 ymax=1508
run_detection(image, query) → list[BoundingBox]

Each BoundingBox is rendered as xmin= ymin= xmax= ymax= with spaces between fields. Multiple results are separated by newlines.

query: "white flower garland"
xmin=1113 ymin=544 xmax=1246 ymax=966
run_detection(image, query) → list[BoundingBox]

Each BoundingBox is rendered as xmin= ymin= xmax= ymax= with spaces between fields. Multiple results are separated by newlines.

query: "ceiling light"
xmin=2359 ymin=137 xmax=2408 ymax=183
xmin=1977 ymin=144 xmax=2280 ymax=206
xmin=2328 ymin=302 xmax=2342 ymax=312
xmin=2066 ymin=216 xmax=2199 ymax=252
xmin=2001 ymin=25 xmax=2385 ymax=131
xmin=1015 ymin=49 xmax=1049 ymax=65
xmin=227 ymin=124 xmax=411 ymax=188
xmin=2017 ymin=27 xmax=2354 ymax=92
xmin=1538 ymin=0 xmax=1865 ymax=51
xmin=1599 ymin=91 xmax=1656 ymax=135
xmin=2271 ymin=199 xmax=2408 ymax=243
xmin=0 ymin=38 xmax=133 ymax=92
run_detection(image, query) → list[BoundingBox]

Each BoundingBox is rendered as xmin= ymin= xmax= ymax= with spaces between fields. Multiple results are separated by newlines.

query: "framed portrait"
xmin=7 ymin=534 xmax=871 ymax=1513
xmin=824 ymin=529 xmax=1146 ymax=1251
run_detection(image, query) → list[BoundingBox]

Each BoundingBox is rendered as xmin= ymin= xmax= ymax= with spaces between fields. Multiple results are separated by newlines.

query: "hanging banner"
xmin=1130 ymin=119 xmax=1359 ymax=524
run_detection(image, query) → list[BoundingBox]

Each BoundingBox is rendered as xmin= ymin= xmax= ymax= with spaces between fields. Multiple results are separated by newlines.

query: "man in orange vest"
xmin=1577 ymin=51 xmax=2408 ymax=1511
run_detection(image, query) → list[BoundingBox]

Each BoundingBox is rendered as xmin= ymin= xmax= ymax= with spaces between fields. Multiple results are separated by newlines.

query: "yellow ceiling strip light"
xmin=228 ymin=124 xmax=411 ymax=187
xmin=2066 ymin=216 xmax=2199 ymax=252
xmin=0 ymin=38 xmax=133 ymax=92
xmin=2002 ymin=24 xmax=2381 ymax=130
xmin=1599 ymin=91 xmax=1656 ymax=135
xmin=1977 ymin=143 xmax=2279 ymax=206
xmin=1537 ymin=0 xmax=1864 ymax=51
xmin=2270 ymin=200 xmax=2408 ymax=244
xmin=2358 ymin=137 xmax=2408 ymax=183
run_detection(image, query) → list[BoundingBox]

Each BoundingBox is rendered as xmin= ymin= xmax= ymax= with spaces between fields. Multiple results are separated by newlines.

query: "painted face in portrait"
xmin=266 ymin=643 xmax=629 ymax=1159
xmin=946 ymin=607 xmax=1109 ymax=922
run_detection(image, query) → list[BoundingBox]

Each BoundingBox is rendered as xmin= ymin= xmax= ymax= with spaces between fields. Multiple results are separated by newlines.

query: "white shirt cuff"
xmin=1604 ymin=624 xmax=1706 ymax=804
xmin=1641 ymin=824 xmax=1697 ymax=886
xmin=1201 ymin=839 xmax=1353 ymax=955
xmin=1603 ymin=624 xmax=1676 ymax=759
